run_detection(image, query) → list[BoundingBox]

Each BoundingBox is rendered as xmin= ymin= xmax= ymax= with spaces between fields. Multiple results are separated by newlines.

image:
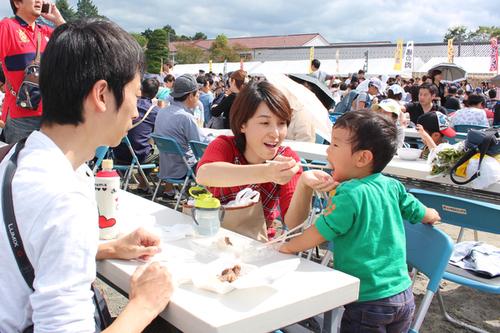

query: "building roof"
xmin=169 ymin=33 xmax=327 ymax=52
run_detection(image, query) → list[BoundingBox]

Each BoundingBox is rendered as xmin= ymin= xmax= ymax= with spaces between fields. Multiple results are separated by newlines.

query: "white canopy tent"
xmin=248 ymin=60 xmax=310 ymax=75
xmin=170 ymin=56 xmax=494 ymax=78
xmin=172 ymin=61 xmax=262 ymax=75
xmin=416 ymin=57 xmax=493 ymax=75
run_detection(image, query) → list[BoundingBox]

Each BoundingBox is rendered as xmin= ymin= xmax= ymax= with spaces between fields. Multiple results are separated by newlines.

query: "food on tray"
xmin=218 ymin=265 xmax=241 ymax=283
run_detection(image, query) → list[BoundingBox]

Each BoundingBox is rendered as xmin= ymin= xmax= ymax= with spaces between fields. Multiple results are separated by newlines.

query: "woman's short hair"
xmin=230 ymin=80 xmax=291 ymax=153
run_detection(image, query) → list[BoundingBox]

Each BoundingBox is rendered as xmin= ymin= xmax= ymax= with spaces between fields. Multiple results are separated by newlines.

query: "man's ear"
xmin=355 ymin=149 xmax=373 ymax=168
xmin=89 ymin=80 xmax=109 ymax=113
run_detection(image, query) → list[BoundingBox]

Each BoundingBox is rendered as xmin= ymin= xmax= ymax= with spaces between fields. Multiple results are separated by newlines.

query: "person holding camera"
xmin=0 ymin=1 xmax=65 ymax=143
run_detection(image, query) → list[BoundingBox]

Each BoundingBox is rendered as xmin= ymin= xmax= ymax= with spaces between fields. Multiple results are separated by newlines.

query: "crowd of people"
xmin=0 ymin=1 xmax=498 ymax=333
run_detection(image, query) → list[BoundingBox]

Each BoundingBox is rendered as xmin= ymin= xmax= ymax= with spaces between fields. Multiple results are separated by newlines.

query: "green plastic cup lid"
xmin=194 ymin=197 xmax=221 ymax=209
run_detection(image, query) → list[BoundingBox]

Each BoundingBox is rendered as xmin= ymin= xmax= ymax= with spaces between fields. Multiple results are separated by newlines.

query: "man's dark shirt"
xmin=113 ymin=97 xmax=158 ymax=163
xmin=405 ymin=102 xmax=447 ymax=124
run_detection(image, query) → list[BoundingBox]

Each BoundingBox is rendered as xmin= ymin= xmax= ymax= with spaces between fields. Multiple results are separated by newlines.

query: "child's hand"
xmin=279 ymin=242 xmax=295 ymax=254
xmin=302 ymin=170 xmax=339 ymax=192
xmin=422 ymin=208 xmax=441 ymax=225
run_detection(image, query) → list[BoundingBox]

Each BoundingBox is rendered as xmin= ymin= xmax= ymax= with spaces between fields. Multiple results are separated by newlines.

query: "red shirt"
xmin=0 ymin=16 xmax=53 ymax=121
xmin=197 ymin=136 xmax=302 ymax=224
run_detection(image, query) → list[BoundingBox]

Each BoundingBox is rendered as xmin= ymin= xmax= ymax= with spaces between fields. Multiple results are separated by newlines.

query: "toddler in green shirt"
xmin=280 ymin=110 xmax=440 ymax=332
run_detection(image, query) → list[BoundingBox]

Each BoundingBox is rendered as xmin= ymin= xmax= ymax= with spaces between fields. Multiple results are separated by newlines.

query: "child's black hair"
xmin=334 ymin=110 xmax=398 ymax=173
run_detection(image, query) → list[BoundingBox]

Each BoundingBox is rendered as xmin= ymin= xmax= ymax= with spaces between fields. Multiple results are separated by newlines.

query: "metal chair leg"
xmin=410 ymin=290 xmax=435 ymax=332
xmin=436 ymin=290 xmax=489 ymax=333
xmin=321 ymin=251 xmax=332 ymax=266
xmin=152 ymin=181 xmax=161 ymax=202
xmin=174 ymin=177 xmax=190 ymax=211
xmin=457 ymin=227 xmax=465 ymax=242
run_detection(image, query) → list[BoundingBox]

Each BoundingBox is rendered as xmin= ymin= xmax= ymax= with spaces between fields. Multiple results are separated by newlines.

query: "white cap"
xmin=389 ymin=84 xmax=404 ymax=95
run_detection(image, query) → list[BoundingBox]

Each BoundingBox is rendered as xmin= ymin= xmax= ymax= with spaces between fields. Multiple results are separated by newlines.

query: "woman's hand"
xmin=266 ymin=157 xmax=300 ymax=185
xmin=301 ymin=170 xmax=338 ymax=192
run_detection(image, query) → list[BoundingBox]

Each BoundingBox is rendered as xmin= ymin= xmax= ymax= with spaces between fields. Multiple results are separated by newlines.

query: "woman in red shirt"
xmin=197 ymin=81 xmax=317 ymax=232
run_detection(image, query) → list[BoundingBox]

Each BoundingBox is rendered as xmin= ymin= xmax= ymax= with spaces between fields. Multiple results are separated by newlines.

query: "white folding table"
xmin=97 ymin=192 xmax=360 ymax=333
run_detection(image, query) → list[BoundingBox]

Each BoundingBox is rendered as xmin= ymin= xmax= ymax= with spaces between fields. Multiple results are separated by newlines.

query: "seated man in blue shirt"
xmin=154 ymin=74 xmax=206 ymax=199
xmin=113 ymin=78 xmax=160 ymax=193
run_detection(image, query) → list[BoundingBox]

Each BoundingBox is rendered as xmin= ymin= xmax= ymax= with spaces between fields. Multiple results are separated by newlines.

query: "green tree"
xmin=162 ymin=25 xmax=177 ymax=43
xmin=55 ymin=0 xmax=76 ymax=22
xmin=176 ymin=44 xmax=207 ymax=64
xmin=145 ymin=29 xmax=168 ymax=73
xmin=131 ymin=33 xmax=147 ymax=49
xmin=443 ymin=25 xmax=469 ymax=43
xmin=141 ymin=28 xmax=154 ymax=40
xmin=76 ymin=0 xmax=99 ymax=19
xmin=192 ymin=32 xmax=207 ymax=40
xmin=176 ymin=34 xmax=192 ymax=41
xmin=469 ymin=26 xmax=500 ymax=41
xmin=209 ymin=34 xmax=240 ymax=62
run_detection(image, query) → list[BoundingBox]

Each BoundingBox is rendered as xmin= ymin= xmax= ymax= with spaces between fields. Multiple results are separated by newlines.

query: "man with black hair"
xmin=405 ymin=83 xmax=447 ymax=124
xmin=486 ymin=89 xmax=499 ymax=110
xmin=1 ymin=0 xmax=66 ymax=143
xmin=0 ymin=19 xmax=172 ymax=332
xmin=309 ymin=58 xmax=333 ymax=85
xmin=444 ymin=85 xmax=461 ymax=110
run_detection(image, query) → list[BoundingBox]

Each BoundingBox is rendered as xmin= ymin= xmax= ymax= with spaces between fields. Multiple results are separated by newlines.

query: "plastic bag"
xmin=466 ymin=154 xmax=500 ymax=189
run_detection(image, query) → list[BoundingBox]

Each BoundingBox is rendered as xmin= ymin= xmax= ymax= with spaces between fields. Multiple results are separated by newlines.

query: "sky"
xmin=1 ymin=0 xmax=499 ymax=43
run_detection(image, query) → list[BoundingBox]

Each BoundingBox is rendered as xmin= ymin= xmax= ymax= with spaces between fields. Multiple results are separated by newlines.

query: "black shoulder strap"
xmin=1 ymin=139 xmax=112 ymax=331
xmin=1 ymin=138 xmax=34 ymax=290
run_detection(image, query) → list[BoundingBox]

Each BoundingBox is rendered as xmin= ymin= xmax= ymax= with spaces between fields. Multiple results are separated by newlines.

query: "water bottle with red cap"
xmin=95 ymin=159 xmax=120 ymax=239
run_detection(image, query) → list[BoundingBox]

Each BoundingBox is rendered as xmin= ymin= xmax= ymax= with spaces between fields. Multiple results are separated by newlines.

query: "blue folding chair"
xmin=453 ymin=124 xmax=489 ymax=133
xmin=189 ymin=140 xmax=208 ymax=161
xmin=318 ymin=220 xmax=454 ymax=333
xmin=151 ymin=134 xmax=196 ymax=210
xmin=113 ymin=136 xmax=156 ymax=191
xmin=405 ymin=221 xmax=454 ymax=333
xmin=410 ymin=189 xmax=500 ymax=332
xmin=93 ymin=145 xmax=109 ymax=174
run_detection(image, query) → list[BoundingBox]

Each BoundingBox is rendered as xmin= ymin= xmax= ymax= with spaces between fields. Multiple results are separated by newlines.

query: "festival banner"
xmin=223 ymin=59 xmax=227 ymax=75
xmin=393 ymin=39 xmax=403 ymax=71
xmin=447 ymin=38 xmax=454 ymax=63
xmin=363 ymin=50 xmax=369 ymax=73
xmin=402 ymin=41 xmax=414 ymax=74
xmin=209 ymin=59 xmax=213 ymax=73
xmin=240 ymin=58 xmax=244 ymax=70
xmin=490 ymin=37 xmax=498 ymax=72
xmin=309 ymin=46 xmax=315 ymax=73
xmin=336 ymin=49 xmax=340 ymax=74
